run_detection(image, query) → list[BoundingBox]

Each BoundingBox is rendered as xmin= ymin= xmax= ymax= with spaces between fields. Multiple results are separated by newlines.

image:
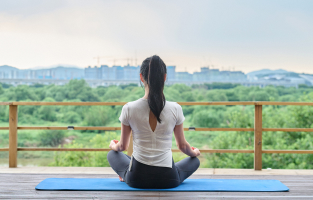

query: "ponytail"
xmin=140 ymin=55 xmax=167 ymax=123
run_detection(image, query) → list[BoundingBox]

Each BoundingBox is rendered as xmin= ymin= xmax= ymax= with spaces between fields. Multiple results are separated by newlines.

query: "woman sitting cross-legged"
xmin=107 ymin=55 xmax=200 ymax=189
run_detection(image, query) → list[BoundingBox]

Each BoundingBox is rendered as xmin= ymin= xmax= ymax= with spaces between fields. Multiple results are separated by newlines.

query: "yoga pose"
xmin=107 ymin=55 xmax=200 ymax=189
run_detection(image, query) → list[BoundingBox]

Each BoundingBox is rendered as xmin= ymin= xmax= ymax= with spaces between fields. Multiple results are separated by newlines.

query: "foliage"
xmin=83 ymin=106 xmax=114 ymax=127
xmin=64 ymin=111 xmax=81 ymax=123
xmin=39 ymin=130 xmax=66 ymax=147
xmin=1 ymin=80 xmax=313 ymax=169
xmin=50 ymin=132 xmax=118 ymax=167
xmin=193 ymin=110 xmax=221 ymax=128
xmin=0 ymin=85 xmax=3 ymax=95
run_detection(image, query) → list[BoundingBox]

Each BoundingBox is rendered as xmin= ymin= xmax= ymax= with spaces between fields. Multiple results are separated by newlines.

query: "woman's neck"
xmin=142 ymin=87 xmax=149 ymax=99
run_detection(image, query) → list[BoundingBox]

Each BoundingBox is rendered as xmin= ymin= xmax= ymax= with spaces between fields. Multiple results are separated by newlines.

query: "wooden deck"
xmin=1 ymin=168 xmax=313 ymax=199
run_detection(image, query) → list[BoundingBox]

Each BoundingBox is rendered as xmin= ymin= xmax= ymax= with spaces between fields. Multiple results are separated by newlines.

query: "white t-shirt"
xmin=118 ymin=97 xmax=185 ymax=168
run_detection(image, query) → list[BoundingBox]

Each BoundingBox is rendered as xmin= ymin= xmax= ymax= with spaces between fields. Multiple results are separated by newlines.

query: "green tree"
xmin=0 ymin=85 xmax=4 ymax=95
xmin=102 ymin=86 xmax=125 ymax=101
xmin=65 ymin=80 xmax=99 ymax=101
xmin=83 ymin=106 xmax=114 ymax=127
xmin=39 ymin=130 xmax=66 ymax=147
xmin=36 ymin=97 xmax=57 ymax=121
xmin=193 ymin=110 xmax=221 ymax=128
xmin=248 ymin=90 xmax=270 ymax=101
xmin=206 ymin=90 xmax=228 ymax=101
xmin=64 ymin=111 xmax=81 ymax=123
xmin=225 ymin=90 xmax=240 ymax=101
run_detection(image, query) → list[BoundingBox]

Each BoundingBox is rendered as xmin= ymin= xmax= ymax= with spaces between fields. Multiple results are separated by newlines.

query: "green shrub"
xmin=39 ymin=130 xmax=66 ymax=147
xmin=64 ymin=111 xmax=81 ymax=123
xmin=193 ymin=110 xmax=221 ymax=127
xmin=50 ymin=132 xmax=118 ymax=167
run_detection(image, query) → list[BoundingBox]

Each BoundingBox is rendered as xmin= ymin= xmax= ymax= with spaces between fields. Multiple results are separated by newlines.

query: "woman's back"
xmin=107 ymin=55 xmax=200 ymax=189
xmin=119 ymin=97 xmax=185 ymax=168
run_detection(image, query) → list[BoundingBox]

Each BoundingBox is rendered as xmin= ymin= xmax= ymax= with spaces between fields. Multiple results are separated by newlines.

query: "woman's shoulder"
xmin=165 ymin=100 xmax=181 ymax=109
xmin=123 ymin=98 xmax=146 ymax=108
xmin=124 ymin=98 xmax=181 ymax=109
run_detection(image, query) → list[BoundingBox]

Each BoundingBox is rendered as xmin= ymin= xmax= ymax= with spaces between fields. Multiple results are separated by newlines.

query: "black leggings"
xmin=107 ymin=150 xmax=200 ymax=189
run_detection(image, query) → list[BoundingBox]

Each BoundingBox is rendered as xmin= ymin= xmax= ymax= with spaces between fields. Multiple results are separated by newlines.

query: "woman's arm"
xmin=109 ymin=123 xmax=132 ymax=152
xmin=173 ymin=123 xmax=200 ymax=157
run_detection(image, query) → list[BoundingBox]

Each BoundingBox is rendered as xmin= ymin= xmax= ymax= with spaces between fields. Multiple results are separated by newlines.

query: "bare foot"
xmin=118 ymin=175 xmax=124 ymax=182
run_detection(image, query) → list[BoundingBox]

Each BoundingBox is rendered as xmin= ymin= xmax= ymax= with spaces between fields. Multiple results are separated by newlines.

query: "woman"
xmin=107 ymin=55 xmax=200 ymax=189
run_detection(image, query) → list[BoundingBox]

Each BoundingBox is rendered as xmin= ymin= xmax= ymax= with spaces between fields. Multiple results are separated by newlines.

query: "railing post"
xmin=127 ymin=131 xmax=133 ymax=156
xmin=254 ymin=105 xmax=262 ymax=170
xmin=9 ymin=105 xmax=18 ymax=168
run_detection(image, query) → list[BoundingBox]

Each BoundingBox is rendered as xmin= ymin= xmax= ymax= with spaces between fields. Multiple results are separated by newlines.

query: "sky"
xmin=0 ymin=0 xmax=312 ymax=74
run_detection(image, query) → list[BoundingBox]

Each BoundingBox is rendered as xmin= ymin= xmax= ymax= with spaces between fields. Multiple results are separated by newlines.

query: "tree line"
xmin=0 ymin=80 xmax=312 ymax=169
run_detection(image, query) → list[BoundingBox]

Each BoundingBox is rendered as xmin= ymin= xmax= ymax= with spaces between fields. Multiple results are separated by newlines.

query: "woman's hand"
xmin=109 ymin=140 xmax=119 ymax=151
xmin=191 ymin=146 xmax=201 ymax=157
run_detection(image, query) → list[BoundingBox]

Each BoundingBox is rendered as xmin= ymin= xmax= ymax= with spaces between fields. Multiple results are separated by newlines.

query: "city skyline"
xmin=1 ymin=1 xmax=313 ymax=74
xmin=2 ymin=63 xmax=312 ymax=89
xmin=2 ymin=62 xmax=312 ymax=76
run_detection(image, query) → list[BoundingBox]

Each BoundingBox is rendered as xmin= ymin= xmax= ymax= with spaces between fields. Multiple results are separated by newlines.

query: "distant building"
xmin=166 ymin=66 xmax=176 ymax=81
xmin=100 ymin=65 xmax=110 ymax=80
xmin=124 ymin=65 xmax=140 ymax=80
xmin=229 ymin=71 xmax=246 ymax=80
xmin=87 ymin=65 xmax=141 ymax=80
xmin=176 ymin=72 xmax=192 ymax=81
xmin=85 ymin=66 xmax=100 ymax=79
xmin=193 ymin=67 xmax=210 ymax=81
xmin=84 ymin=65 xmax=248 ymax=82
xmin=0 ymin=65 xmax=84 ymax=80
xmin=115 ymin=66 xmax=124 ymax=80
xmin=2 ymin=64 xmax=312 ymax=88
xmin=191 ymin=67 xmax=247 ymax=82
xmin=100 ymin=65 xmax=118 ymax=80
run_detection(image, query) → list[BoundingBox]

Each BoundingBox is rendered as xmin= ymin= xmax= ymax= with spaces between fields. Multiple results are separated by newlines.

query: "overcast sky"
xmin=0 ymin=0 xmax=312 ymax=73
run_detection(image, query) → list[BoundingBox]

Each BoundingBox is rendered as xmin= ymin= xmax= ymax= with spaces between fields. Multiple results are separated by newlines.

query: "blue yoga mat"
xmin=35 ymin=178 xmax=289 ymax=192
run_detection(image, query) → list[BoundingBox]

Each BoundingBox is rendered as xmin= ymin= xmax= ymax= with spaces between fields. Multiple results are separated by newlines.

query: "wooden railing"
xmin=1 ymin=101 xmax=313 ymax=170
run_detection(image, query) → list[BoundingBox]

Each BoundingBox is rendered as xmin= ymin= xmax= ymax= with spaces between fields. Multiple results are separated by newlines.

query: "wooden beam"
xmin=18 ymin=126 xmax=68 ymax=130
xmin=16 ymin=126 xmax=254 ymax=131
xmin=263 ymin=150 xmax=313 ymax=154
xmin=17 ymin=148 xmax=313 ymax=154
xmin=17 ymin=148 xmax=112 ymax=151
xmin=0 ymin=102 xmax=12 ymax=105
xmin=10 ymin=101 xmax=313 ymax=106
xmin=12 ymin=101 xmax=255 ymax=106
xmin=178 ymin=102 xmax=255 ymax=106
xmin=16 ymin=127 xmax=313 ymax=132
xmin=0 ymin=148 xmax=9 ymax=151
xmin=17 ymin=147 xmax=253 ymax=153
xmin=254 ymin=105 xmax=263 ymax=170
xmin=172 ymin=149 xmax=254 ymax=153
xmin=263 ymin=128 xmax=313 ymax=132
xmin=12 ymin=102 xmax=127 ymax=106
xmin=127 ymin=132 xmax=133 ymax=156
xmin=0 ymin=127 xmax=9 ymax=130
xmin=17 ymin=126 xmax=121 ymax=130
xmin=184 ymin=128 xmax=254 ymax=132
xmin=9 ymin=105 xmax=18 ymax=168
xmin=256 ymin=102 xmax=313 ymax=106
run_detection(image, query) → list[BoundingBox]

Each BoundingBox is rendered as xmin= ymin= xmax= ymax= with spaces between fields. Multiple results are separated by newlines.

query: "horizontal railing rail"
xmin=0 ymin=101 xmax=312 ymax=170
xmin=1 ymin=101 xmax=313 ymax=106
xmin=1 ymin=127 xmax=313 ymax=132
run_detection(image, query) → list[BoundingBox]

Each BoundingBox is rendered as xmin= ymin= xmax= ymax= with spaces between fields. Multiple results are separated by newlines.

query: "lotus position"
xmin=107 ymin=55 xmax=200 ymax=189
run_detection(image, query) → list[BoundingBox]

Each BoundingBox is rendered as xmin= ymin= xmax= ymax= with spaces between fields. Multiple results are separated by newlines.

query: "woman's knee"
xmin=107 ymin=150 xmax=117 ymax=163
xmin=192 ymin=156 xmax=200 ymax=170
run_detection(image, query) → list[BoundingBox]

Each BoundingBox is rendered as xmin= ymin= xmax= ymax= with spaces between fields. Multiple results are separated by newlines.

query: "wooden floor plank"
xmin=2 ymin=167 xmax=313 ymax=175
xmin=1 ymin=173 xmax=313 ymax=199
